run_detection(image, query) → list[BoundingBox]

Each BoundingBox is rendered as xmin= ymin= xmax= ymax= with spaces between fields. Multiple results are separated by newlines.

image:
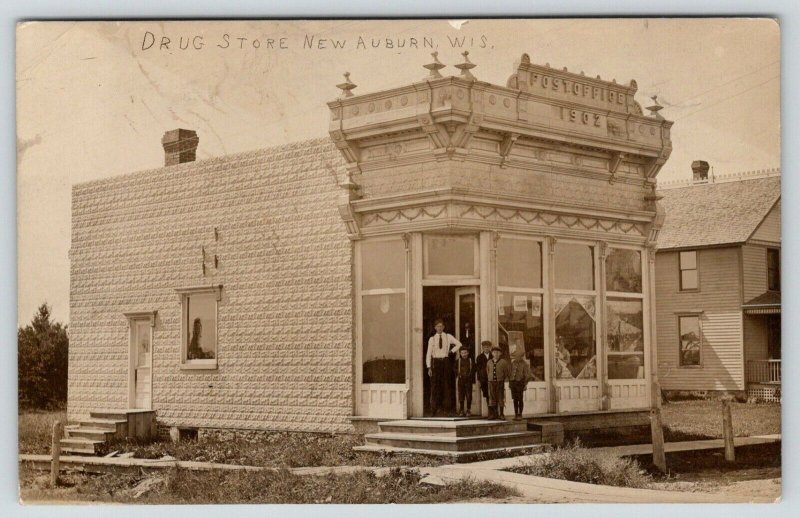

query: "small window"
xmin=555 ymin=243 xmax=595 ymax=291
xmin=176 ymin=286 xmax=222 ymax=369
xmin=679 ymin=251 xmax=698 ymax=291
xmin=423 ymin=235 xmax=477 ymax=278
xmin=678 ymin=315 xmax=701 ymax=367
xmin=767 ymin=249 xmax=780 ymax=291
xmin=605 ymin=248 xmax=642 ymax=293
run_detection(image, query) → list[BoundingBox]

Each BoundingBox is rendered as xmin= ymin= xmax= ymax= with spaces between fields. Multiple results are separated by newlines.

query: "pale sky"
xmin=16 ymin=19 xmax=780 ymax=325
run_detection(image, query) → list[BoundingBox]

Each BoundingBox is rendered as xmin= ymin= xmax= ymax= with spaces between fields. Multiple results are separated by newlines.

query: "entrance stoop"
xmin=61 ymin=409 xmax=157 ymax=455
xmin=355 ymin=418 xmax=546 ymax=460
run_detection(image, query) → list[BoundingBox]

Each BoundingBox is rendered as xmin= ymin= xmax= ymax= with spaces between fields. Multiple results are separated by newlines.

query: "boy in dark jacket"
xmin=475 ymin=340 xmax=492 ymax=408
xmin=486 ymin=345 xmax=511 ymax=420
xmin=454 ymin=347 xmax=475 ymax=417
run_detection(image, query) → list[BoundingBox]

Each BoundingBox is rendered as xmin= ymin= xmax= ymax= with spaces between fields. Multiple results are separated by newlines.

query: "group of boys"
xmin=427 ymin=319 xmax=532 ymax=420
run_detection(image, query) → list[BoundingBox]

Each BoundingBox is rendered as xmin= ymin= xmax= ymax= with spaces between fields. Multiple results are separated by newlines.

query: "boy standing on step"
xmin=486 ymin=344 xmax=510 ymax=420
xmin=454 ymin=347 xmax=475 ymax=417
xmin=509 ymin=342 xmax=533 ymax=420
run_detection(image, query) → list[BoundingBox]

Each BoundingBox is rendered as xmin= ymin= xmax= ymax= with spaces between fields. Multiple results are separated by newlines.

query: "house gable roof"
xmin=656 ymin=176 xmax=780 ymax=250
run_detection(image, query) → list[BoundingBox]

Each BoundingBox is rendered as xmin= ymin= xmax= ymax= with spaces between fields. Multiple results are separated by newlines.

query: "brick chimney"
xmin=691 ymin=160 xmax=710 ymax=184
xmin=161 ymin=129 xmax=199 ymax=166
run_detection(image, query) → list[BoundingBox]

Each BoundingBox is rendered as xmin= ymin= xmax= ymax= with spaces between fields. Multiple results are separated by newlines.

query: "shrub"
xmin=18 ymin=304 xmax=69 ymax=410
xmin=511 ymin=439 xmax=650 ymax=488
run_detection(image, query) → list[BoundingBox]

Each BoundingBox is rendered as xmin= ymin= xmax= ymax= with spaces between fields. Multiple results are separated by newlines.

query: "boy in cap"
xmin=509 ymin=341 xmax=533 ymax=420
xmin=486 ymin=343 xmax=510 ymax=420
xmin=453 ymin=347 xmax=475 ymax=417
xmin=426 ymin=318 xmax=462 ymax=416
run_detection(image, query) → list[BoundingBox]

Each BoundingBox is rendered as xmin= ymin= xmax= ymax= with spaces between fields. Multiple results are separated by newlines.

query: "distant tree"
xmin=18 ymin=303 xmax=69 ymax=410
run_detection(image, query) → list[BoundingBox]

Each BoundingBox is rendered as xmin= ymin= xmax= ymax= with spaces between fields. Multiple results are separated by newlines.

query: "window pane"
xmin=681 ymin=270 xmax=698 ymax=290
xmin=187 ymin=294 xmax=216 ymax=360
xmin=679 ymin=316 xmax=701 ymax=366
xmin=362 ymin=293 xmax=406 ymax=383
xmin=679 ymin=251 xmax=697 ymax=270
xmin=135 ymin=321 xmax=151 ymax=367
xmin=555 ymin=295 xmax=597 ymax=379
xmin=768 ymin=249 xmax=780 ymax=291
xmin=361 ymin=239 xmax=406 ymax=290
xmin=425 ymin=235 xmax=476 ymax=277
xmin=555 ymin=243 xmax=594 ymax=290
xmin=497 ymin=238 xmax=542 ymax=289
xmin=497 ymin=292 xmax=544 ymax=381
xmin=607 ymin=354 xmax=645 ymax=379
xmin=606 ymin=299 xmax=644 ymax=352
xmin=606 ymin=249 xmax=642 ymax=293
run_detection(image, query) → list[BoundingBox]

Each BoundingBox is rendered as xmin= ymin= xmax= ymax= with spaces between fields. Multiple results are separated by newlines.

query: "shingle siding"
xmin=70 ymin=138 xmax=356 ymax=433
xmin=657 ymin=177 xmax=780 ymax=250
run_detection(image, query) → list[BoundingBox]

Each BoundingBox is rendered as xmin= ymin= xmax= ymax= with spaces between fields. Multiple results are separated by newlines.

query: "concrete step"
xmin=65 ymin=427 xmax=117 ymax=442
xmin=527 ymin=420 xmax=565 ymax=445
xmin=379 ymin=419 xmax=527 ymax=437
xmin=354 ymin=442 xmax=549 ymax=460
xmin=364 ymin=430 xmax=542 ymax=452
xmin=60 ymin=437 xmax=103 ymax=455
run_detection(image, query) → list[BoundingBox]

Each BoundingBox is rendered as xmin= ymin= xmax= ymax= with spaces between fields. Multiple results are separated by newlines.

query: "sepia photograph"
xmin=15 ymin=18 xmax=781 ymax=505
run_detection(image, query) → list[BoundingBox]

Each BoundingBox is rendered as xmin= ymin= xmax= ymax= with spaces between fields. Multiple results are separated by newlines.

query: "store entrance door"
xmin=421 ymin=286 xmax=478 ymax=417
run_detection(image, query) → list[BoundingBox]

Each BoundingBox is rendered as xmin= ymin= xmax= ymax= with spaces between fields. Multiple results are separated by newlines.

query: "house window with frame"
xmin=678 ymin=315 xmax=702 ymax=367
xmin=176 ymin=286 xmax=221 ymax=369
xmin=767 ymin=248 xmax=780 ymax=291
xmin=679 ymin=251 xmax=698 ymax=291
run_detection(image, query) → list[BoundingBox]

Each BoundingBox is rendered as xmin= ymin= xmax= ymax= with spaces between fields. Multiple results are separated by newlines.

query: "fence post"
xmin=722 ymin=396 xmax=735 ymax=462
xmin=50 ymin=420 xmax=63 ymax=487
xmin=650 ymin=407 xmax=667 ymax=473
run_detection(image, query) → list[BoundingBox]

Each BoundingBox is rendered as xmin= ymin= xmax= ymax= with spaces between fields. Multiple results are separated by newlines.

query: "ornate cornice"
xmin=358 ymin=200 xmax=647 ymax=241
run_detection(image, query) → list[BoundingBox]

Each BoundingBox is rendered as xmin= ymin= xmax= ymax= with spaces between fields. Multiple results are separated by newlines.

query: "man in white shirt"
xmin=426 ymin=319 xmax=462 ymax=416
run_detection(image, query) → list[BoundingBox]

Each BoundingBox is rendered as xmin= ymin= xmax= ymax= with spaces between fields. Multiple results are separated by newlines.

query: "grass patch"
xmin=508 ymin=440 xmax=650 ymax=488
xmin=567 ymin=400 xmax=781 ymax=448
xmin=18 ymin=409 xmax=67 ymax=454
xmin=98 ymin=432 xmax=448 ymax=468
xmin=661 ymin=400 xmax=781 ymax=439
xmin=20 ymin=465 xmax=519 ymax=504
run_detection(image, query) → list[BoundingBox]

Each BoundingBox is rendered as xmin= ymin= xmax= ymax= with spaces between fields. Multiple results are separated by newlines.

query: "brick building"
xmin=69 ymin=53 xmax=674 ymax=435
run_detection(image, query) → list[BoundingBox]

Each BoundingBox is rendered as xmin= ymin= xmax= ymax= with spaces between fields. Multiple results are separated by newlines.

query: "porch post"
xmin=479 ymin=230 xmax=498 ymax=417
xmin=409 ymin=232 xmax=424 ymax=417
xmin=546 ymin=236 xmax=558 ymax=414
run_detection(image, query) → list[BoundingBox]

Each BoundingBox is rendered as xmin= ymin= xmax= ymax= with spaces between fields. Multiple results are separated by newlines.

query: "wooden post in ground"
xmin=50 ymin=420 xmax=63 ymax=487
xmin=649 ymin=407 xmax=667 ymax=473
xmin=722 ymin=396 xmax=735 ymax=462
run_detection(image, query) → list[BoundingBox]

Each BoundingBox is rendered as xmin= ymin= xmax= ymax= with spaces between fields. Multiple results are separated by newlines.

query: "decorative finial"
xmin=423 ymin=51 xmax=446 ymax=79
xmin=520 ymin=53 xmax=531 ymax=64
xmin=646 ymin=95 xmax=664 ymax=120
xmin=336 ymin=72 xmax=357 ymax=98
xmin=629 ymin=79 xmax=638 ymax=91
xmin=455 ymin=51 xmax=476 ymax=80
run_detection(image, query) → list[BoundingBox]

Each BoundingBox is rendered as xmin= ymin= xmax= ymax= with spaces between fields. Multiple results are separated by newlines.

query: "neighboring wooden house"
xmin=655 ymin=162 xmax=781 ymax=400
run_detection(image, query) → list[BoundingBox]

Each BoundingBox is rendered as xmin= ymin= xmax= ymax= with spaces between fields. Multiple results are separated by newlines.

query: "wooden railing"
xmin=746 ymin=359 xmax=781 ymax=384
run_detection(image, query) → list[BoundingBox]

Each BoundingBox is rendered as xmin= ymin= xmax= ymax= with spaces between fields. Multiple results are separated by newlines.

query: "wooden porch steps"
xmin=356 ymin=418 xmax=545 ymax=458
xmin=61 ymin=409 xmax=157 ymax=456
